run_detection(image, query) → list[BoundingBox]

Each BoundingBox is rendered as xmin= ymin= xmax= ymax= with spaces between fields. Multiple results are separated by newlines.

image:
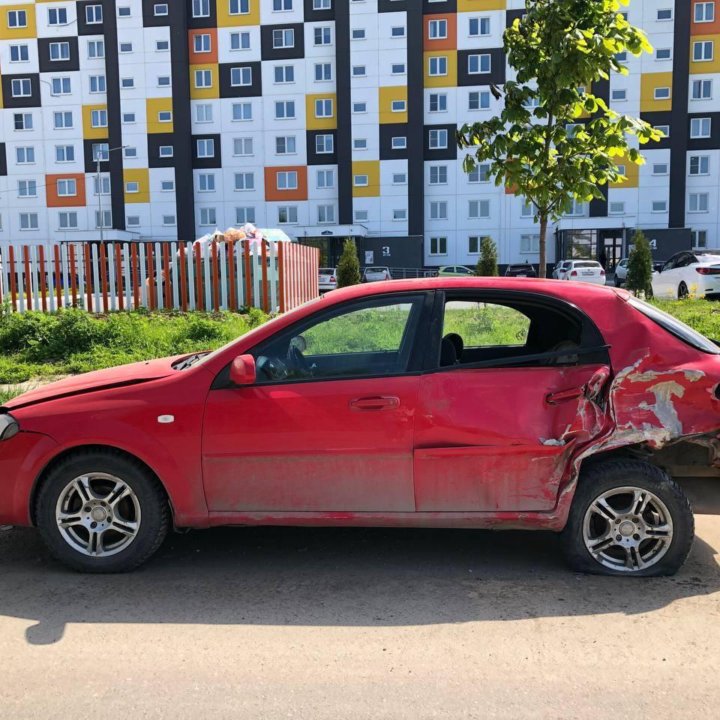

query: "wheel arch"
xmin=29 ymin=444 xmax=173 ymax=527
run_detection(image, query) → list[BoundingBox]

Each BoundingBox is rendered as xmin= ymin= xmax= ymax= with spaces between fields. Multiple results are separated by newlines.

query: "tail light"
xmin=696 ymin=267 xmax=720 ymax=275
xmin=570 ymin=270 xmax=578 ymax=277
xmin=600 ymin=269 xmax=605 ymax=276
xmin=330 ymin=276 xmax=336 ymax=282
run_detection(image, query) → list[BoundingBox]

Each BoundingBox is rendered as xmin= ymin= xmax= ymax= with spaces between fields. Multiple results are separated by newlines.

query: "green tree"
xmin=626 ymin=230 xmax=653 ymax=298
xmin=457 ymin=0 xmax=662 ymax=278
xmin=476 ymin=236 xmax=499 ymax=276
xmin=336 ymin=238 xmax=361 ymax=288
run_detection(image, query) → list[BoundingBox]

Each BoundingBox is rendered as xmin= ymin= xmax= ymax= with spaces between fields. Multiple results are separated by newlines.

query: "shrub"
xmin=476 ymin=237 xmax=499 ymax=276
xmin=336 ymin=239 xmax=361 ymax=288
xmin=626 ymin=230 xmax=653 ymax=298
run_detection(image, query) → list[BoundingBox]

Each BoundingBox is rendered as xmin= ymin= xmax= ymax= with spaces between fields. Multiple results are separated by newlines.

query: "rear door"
xmin=414 ymin=292 xmax=611 ymax=512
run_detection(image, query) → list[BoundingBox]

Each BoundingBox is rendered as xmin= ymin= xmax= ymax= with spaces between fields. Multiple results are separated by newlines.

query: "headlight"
xmin=0 ymin=413 xmax=19 ymax=441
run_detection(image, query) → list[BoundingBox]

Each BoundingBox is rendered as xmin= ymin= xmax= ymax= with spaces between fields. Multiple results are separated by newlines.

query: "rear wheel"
xmin=36 ymin=451 xmax=169 ymax=573
xmin=562 ymin=459 xmax=694 ymax=576
xmin=678 ymin=281 xmax=689 ymax=299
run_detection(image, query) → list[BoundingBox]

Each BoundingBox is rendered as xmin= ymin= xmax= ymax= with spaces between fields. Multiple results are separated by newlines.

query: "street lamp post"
xmin=96 ymin=145 xmax=127 ymax=243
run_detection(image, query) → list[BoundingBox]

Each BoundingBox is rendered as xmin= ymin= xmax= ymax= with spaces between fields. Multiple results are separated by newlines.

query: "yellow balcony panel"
xmin=306 ymin=93 xmax=337 ymax=131
xmin=640 ymin=72 xmax=673 ymax=112
xmin=424 ymin=51 xmax=457 ymax=88
xmin=379 ymin=86 xmax=408 ymax=124
xmin=352 ymin=160 xmax=380 ymax=198
xmin=123 ymin=168 xmax=150 ymax=204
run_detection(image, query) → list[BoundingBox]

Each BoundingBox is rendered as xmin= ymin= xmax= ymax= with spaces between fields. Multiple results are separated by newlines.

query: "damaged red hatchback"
xmin=2 ymin=278 xmax=719 ymax=575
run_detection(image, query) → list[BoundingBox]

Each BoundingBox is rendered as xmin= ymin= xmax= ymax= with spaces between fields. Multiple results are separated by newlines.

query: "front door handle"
xmin=349 ymin=396 xmax=400 ymax=411
xmin=546 ymin=386 xmax=585 ymax=405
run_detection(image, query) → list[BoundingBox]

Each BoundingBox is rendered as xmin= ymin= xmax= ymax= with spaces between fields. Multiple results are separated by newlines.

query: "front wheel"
xmin=678 ymin=282 xmax=689 ymax=299
xmin=36 ymin=451 xmax=169 ymax=573
xmin=562 ymin=459 xmax=694 ymax=576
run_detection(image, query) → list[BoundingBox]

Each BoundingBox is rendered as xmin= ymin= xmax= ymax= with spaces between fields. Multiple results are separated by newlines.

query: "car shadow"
xmin=1 ymin=521 xmax=718 ymax=646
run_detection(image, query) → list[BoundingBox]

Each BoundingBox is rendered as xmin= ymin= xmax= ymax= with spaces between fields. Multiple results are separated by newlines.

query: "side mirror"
xmin=229 ymin=354 xmax=256 ymax=386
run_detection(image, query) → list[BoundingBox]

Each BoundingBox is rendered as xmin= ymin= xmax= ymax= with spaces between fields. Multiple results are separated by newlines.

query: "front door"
xmin=202 ymin=293 xmax=427 ymax=512
xmin=414 ymin=294 xmax=611 ymax=512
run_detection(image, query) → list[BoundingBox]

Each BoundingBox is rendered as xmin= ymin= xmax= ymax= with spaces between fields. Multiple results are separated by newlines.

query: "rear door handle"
xmin=546 ymin=387 xmax=585 ymax=405
xmin=350 ymin=396 xmax=400 ymax=411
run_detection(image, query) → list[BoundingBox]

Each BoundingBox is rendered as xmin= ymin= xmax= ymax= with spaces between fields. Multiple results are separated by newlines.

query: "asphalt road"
xmin=1 ymin=479 xmax=720 ymax=719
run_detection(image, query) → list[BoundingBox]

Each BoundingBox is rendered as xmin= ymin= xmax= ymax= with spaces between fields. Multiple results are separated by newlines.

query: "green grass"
xmin=1 ymin=297 xmax=719 ymax=404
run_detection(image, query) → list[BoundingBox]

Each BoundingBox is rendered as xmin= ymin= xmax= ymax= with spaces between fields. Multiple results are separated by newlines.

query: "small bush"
xmin=336 ymin=239 xmax=361 ymax=288
xmin=476 ymin=237 xmax=499 ymax=277
xmin=626 ymin=230 xmax=653 ymax=298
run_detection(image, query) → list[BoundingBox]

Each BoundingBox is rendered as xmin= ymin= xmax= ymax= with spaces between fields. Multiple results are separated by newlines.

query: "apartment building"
xmin=0 ymin=0 xmax=716 ymax=269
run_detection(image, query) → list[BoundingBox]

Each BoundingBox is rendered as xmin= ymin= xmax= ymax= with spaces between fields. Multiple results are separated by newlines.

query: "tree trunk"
xmin=538 ymin=214 xmax=548 ymax=278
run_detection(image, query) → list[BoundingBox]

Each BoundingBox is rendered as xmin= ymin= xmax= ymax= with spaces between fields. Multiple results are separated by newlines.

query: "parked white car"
xmin=614 ymin=258 xmax=629 ymax=287
xmin=362 ymin=266 xmax=392 ymax=282
xmin=318 ymin=267 xmax=337 ymax=292
xmin=557 ymin=260 xmax=606 ymax=285
xmin=652 ymin=251 xmax=720 ymax=299
xmin=552 ymin=260 xmax=572 ymax=279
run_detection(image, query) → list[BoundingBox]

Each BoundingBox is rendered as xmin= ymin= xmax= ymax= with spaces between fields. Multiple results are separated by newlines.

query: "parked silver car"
xmin=614 ymin=258 xmax=629 ymax=287
xmin=318 ymin=267 xmax=337 ymax=292
xmin=362 ymin=266 xmax=392 ymax=282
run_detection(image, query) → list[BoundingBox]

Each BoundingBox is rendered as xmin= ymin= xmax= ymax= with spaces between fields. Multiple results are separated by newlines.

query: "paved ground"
xmin=1 ymin=479 xmax=719 ymax=719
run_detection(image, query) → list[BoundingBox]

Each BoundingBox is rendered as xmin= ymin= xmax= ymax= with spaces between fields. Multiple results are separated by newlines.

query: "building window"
xmin=195 ymin=104 xmax=213 ymax=123
xmin=234 ymin=172 xmax=254 ymax=190
xmin=469 ymin=17 xmax=490 ymax=36
xmin=429 ymin=93 xmax=447 ymax=112
xmin=278 ymin=206 xmax=298 ymax=224
xmin=195 ymin=69 xmax=212 ymax=88
xmin=94 ymin=176 xmax=110 ymax=195
xmin=194 ymin=34 xmax=212 ymax=53
xmin=317 ymin=170 xmax=334 ymax=188
xmin=121 ymin=78 xmax=135 ymax=89
xmin=392 ymin=209 xmax=407 ymax=221
xmin=652 ymin=163 xmax=669 ymax=175
xmin=315 ymin=63 xmax=332 ymax=81
xmin=119 ymin=42 xmax=133 ymax=53
xmin=468 ymin=54 xmax=491 ymax=74
xmin=95 ymin=210 xmax=112 ymax=228
xmin=657 ymin=9 xmax=673 ymax=21
xmin=655 ymin=124 xmax=670 ymax=137
xmin=354 ymin=210 xmax=368 ymax=222
xmin=273 ymin=0 xmax=292 ymax=9
xmin=18 ymin=180 xmax=37 ymax=197
xmin=92 ymin=143 xmax=109 ymax=161
xmin=163 ymin=215 xmax=176 ymax=226
xmin=565 ymin=199 xmax=586 ymax=217
xmin=691 ymin=117 xmax=712 ymax=138
xmin=690 ymin=155 xmax=710 ymax=175
xmin=199 ymin=208 xmax=217 ymax=225
xmin=689 ymin=193 xmax=710 ymax=212
xmin=233 ymin=137 xmax=253 ymax=156
xmin=275 ymin=101 xmax=296 ymax=119
xmin=118 ymin=6 xmax=131 ymax=17
xmin=86 ymin=5 xmax=103 ymax=23
xmin=53 ymin=111 xmax=73 ymax=129
xmin=236 ymin=207 xmax=256 ymax=224
xmin=123 ymin=147 xmax=137 ymax=159
xmin=57 ymin=179 xmax=77 ymax=197
xmin=157 ymin=75 xmax=171 ymax=87
xmin=277 ymin=171 xmax=298 ymax=190
xmin=521 ymin=202 xmax=533 ymax=217
xmin=313 ymin=0 xmax=331 ymax=8
xmin=315 ymin=99 xmax=333 ymax=117
xmin=430 ymin=201 xmax=448 ymax=220
xmin=19 ymin=213 xmax=39 ymax=231
xmin=693 ymin=40 xmax=714 ymax=62
xmin=8 ymin=9 xmax=28 ymax=27
xmin=192 ymin=0 xmax=210 ymax=18
xmin=654 ymin=87 xmax=671 ymax=100
xmin=13 ymin=113 xmax=33 ymax=130
xmin=468 ymin=236 xmax=481 ymax=254
xmin=391 ymin=136 xmax=407 ymax=149
xmin=231 ymin=31 xmax=251 ymax=50
xmin=275 ymin=65 xmax=295 ymax=83
xmin=233 ymin=102 xmax=252 ymax=120
xmin=314 ymin=27 xmax=332 ymax=45
xmin=154 ymin=4 xmax=169 ymax=16
xmin=272 ymin=29 xmax=295 ymax=48
xmin=429 ymin=129 xmax=448 ymax=149
xmin=10 ymin=44 xmax=29 ymax=62
xmin=430 ymin=237 xmax=447 ymax=256
xmin=352 ymin=102 xmax=366 ymax=113
xmin=391 ymin=63 xmax=406 ymax=75
xmin=50 ymin=42 xmax=71 ymax=61
xmin=196 ymin=139 xmax=215 ymax=158
xmin=50 ymin=77 xmax=71 ymax=95
xmin=89 ymin=75 xmax=106 ymax=93
xmin=231 ymin=67 xmax=252 ymax=86
xmin=393 ymin=173 xmax=407 ymax=184
xmin=16 ymin=146 xmax=35 ymax=164
xmin=611 ymin=88 xmax=627 ymax=102
xmin=692 ymin=79 xmax=712 ymax=100
xmin=609 ymin=201 xmax=625 ymax=216
xmin=656 ymin=48 xmax=672 ymax=61
xmin=11 ymin=78 xmax=32 ymax=97
xmin=429 ymin=166 xmax=447 ymax=184
xmin=695 ymin=2 xmax=715 ymax=23
xmin=318 ymin=205 xmax=335 ymax=223
xmin=126 ymin=216 xmax=140 ymax=227
xmin=161 ymin=180 xmax=175 ymax=191
xmin=352 ymin=28 xmax=366 ymax=40
xmin=276 ymin=136 xmax=297 ymax=154
xmin=428 ymin=56 xmax=447 ymax=76
xmin=59 ymin=212 xmax=79 ymax=230
xmin=158 ymin=111 xmax=172 ymax=123
xmin=521 ymin=235 xmax=540 ymax=254
xmin=468 ymin=90 xmax=490 ymax=110
xmin=48 ymin=8 xmax=68 ymax=25
xmin=91 ymin=109 xmax=108 ymax=128
xmin=88 ymin=40 xmax=105 ymax=58
xmin=352 ymin=65 xmax=366 ymax=77
xmin=428 ymin=19 xmax=447 ymax=39
xmin=353 ymin=174 xmax=368 ymax=187
xmin=391 ymin=26 xmax=405 ymax=37
xmin=159 ymin=146 xmax=174 ymax=157
xmin=353 ymin=138 xmax=367 ymax=150
xmin=652 ymin=200 xmax=668 ymax=213
xmin=316 ymin=134 xmax=334 ymax=154
xmin=469 ymin=200 xmax=490 ymax=219
xmin=391 ymin=100 xmax=406 ymax=114
xmin=230 ymin=0 xmax=250 ymax=13
xmin=56 ymin=145 xmax=74 ymax=163
xmin=692 ymin=230 xmax=708 ymax=248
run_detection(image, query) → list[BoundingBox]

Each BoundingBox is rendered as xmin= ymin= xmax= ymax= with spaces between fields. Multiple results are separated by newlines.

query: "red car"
xmin=2 ymin=278 xmax=719 ymax=575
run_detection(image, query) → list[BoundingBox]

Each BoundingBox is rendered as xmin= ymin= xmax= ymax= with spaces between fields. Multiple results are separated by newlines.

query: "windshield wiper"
xmin=173 ymin=353 xmax=209 ymax=371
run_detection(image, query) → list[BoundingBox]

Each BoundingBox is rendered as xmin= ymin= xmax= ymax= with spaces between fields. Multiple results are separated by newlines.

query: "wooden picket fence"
xmin=0 ymin=240 xmax=319 ymax=314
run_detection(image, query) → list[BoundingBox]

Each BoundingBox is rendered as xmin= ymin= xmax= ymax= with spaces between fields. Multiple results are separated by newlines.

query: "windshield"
xmin=629 ymin=297 xmax=720 ymax=354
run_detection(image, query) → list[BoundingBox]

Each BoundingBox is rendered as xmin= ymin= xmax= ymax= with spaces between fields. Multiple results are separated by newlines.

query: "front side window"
xmin=251 ymin=296 xmax=424 ymax=384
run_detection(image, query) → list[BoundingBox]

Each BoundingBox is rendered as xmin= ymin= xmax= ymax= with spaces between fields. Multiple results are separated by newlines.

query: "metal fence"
xmin=0 ymin=240 xmax=319 ymax=314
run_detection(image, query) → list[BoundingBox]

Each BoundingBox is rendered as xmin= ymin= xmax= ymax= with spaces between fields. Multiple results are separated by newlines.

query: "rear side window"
xmin=444 ymin=301 xmax=530 ymax=347
xmin=629 ymin=297 xmax=720 ymax=354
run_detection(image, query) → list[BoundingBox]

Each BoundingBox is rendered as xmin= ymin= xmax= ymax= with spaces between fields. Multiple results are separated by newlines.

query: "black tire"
xmin=561 ymin=459 xmax=694 ymax=577
xmin=35 ymin=450 xmax=169 ymax=573
xmin=678 ymin=282 xmax=689 ymax=299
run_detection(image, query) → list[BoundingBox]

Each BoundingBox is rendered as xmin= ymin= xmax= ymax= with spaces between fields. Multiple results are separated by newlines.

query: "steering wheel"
xmin=288 ymin=344 xmax=310 ymax=375
xmin=256 ymin=355 xmax=289 ymax=381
